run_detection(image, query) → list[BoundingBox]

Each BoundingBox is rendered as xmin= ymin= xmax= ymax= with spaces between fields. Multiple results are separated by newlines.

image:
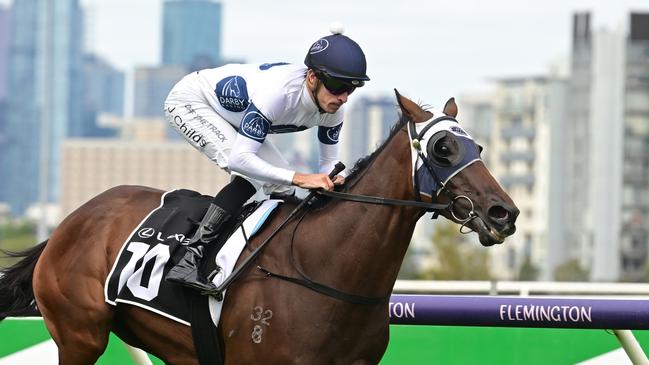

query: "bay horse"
xmin=0 ymin=91 xmax=518 ymax=364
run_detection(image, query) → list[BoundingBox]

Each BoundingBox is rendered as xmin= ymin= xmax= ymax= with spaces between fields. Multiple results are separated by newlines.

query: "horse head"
xmin=395 ymin=90 xmax=519 ymax=246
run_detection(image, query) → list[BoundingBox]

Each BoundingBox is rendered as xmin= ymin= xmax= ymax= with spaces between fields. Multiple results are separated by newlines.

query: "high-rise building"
xmin=133 ymin=65 xmax=186 ymax=119
xmin=565 ymin=12 xmax=649 ymax=281
xmin=1 ymin=0 xmax=83 ymax=215
xmin=483 ymin=77 xmax=568 ymax=280
xmin=0 ymin=6 xmax=10 ymax=199
xmin=0 ymin=6 xmax=9 ymax=101
xmin=342 ymin=96 xmax=399 ymax=166
xmin=456 ymin=93 xmax=495 ymax=167
xmin=77 ymin=54 xmax=124 ymax=138
xmin=60 ymin=140 xmax=230 ymax=217
xmin=162 ymin=0 xmax=222 ymax=70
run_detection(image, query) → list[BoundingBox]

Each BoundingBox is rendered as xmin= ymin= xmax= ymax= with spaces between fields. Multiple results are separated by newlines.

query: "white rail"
xmin=393 ymin=280 xmax=649 ymax=297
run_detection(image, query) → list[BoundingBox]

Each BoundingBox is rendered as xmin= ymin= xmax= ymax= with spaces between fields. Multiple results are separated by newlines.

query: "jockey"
xmin=164 ymin=27 xmax=370 ymax=293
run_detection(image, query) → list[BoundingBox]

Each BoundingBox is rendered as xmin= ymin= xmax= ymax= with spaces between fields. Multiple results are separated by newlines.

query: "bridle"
xmin=317 ymin=114 xmax=481 ymax=232
xmin=406 ymin=114 xmax=481 ymax=232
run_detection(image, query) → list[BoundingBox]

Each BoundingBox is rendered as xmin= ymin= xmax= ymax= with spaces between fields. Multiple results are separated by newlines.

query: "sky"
xmin=2 ymin=0 xmax=649 ymax=111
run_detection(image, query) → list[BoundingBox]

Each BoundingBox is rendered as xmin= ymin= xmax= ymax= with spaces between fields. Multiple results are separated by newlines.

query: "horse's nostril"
xmin=488 ymin=205 xmax=509 ymax=221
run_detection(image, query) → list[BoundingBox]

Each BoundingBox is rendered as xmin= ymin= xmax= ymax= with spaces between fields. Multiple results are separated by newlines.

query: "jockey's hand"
xmin=292 ymin=173 xmax=335 ymax=191
xmin=332 ymin=175 xmax=345 ymax=185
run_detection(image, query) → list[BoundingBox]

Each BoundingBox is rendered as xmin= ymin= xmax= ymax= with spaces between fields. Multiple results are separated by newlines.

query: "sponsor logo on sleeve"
xmin=318 ymin=123 xmax=342 ymax=144
xmin=215 ymin=76 xmax=250 ymax=112
xmin=240 ymin=111 xmax=270 ymax=142
xmin=327 ymin=124 xmax=342 ymax=142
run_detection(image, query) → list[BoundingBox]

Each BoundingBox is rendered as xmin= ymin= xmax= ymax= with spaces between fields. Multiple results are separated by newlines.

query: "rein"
xmin=258 ymin=211 xmax=389 ymax=305
xmin=254 ymin=118 xmax=482 ymax=306
xmin=315 ymin=189 xmax=448 ymax=211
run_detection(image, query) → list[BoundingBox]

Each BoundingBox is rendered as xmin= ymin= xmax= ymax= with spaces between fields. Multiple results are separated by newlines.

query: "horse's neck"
xmin=307 ymin=130 xmax=423 ymax=296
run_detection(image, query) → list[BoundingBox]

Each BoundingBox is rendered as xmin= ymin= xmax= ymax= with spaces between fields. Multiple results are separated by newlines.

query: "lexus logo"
xmin=137 ymin=228 xmax=155 ymax=239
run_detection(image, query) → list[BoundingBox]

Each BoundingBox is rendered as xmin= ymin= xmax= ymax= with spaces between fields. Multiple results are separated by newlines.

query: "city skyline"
xmin=3 ymin=0 xmax=648 ymax=114
xmin=1 ymin=1 xmax=648 ymax=282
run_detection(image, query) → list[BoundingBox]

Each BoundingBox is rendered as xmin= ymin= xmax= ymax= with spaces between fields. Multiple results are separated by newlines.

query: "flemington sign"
xmin=388 ymin=294 xmax=649 ymax=329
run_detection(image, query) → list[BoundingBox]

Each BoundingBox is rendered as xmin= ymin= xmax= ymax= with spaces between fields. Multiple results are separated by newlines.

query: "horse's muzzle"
xmin=475 ymin=203 xmax=519 ymax=246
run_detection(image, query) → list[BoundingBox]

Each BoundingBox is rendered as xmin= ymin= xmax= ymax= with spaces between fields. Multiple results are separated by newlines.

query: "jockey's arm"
xmin=317 ymin=124 xmax=345 ymax=185
xmin=228 ymin=134 xmax=336 ymax=191
xmin=317 ymin=137 xmax=345 ymax=185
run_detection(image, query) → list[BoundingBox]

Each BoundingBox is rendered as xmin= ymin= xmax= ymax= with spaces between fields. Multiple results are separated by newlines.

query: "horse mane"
xmin=344 ymin=112 xmax=409 ymax=185
xmin=276 ymin=112 xmax=409 ymax=211
xmin=345 ymin=101 xmax=435 ymax=183
xmin=280 ymin=102 xmax=429 ymax=210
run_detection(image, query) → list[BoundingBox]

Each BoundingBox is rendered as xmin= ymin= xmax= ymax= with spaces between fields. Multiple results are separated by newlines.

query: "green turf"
xmin=0 ymin=319 xmax=164 ymax=364
xmin=381 ymin=325 xmax=649 ymax=365
xmin=0 ymin=319 xmax=52 ymax=357
xmin=2 ymin=319 xmax=648 ymax=364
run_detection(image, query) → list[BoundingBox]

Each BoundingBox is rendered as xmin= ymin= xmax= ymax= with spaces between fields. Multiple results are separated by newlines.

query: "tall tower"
xmin=566 ymin=12 xmax=649 ymax=281
xmin=342 ymin=96 xmax=398 ymax=166
xmin=0 ymin=6 xmax=9 ymax=101
xmin=79 ymin=54 xmax=125 ymax=138
xmin=0 ymin=6 xmax=9 ymax=203
xmin=1 ymin=0 xmax=83 ymax=215
xmin=162 ymin=0 xmax=222 ymax=70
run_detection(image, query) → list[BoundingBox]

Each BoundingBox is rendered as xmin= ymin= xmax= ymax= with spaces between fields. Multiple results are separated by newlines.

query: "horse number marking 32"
xmin=250 ymin=306 xmax=273 ymax=344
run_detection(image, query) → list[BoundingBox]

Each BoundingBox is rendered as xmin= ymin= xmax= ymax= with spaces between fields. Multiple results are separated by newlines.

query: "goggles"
xmin=316 ymin=72 xmax=363 ymax=95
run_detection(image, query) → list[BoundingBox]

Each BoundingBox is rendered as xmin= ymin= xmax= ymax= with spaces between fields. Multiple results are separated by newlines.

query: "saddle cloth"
xmin=104 ymin=189 xmax=281 ymax=326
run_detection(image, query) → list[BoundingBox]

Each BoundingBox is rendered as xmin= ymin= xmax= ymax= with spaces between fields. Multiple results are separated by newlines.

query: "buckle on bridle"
xmin=449 ymin=195 xmax=478 ymax=233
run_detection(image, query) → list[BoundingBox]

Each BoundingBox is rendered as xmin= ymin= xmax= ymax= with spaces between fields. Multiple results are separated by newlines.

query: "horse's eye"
xmin=434 ymin=142 xmax=451 ymax=157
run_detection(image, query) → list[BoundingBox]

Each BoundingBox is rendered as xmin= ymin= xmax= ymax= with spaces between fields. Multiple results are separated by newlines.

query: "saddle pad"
xmin=208 ymin=199 xmax=281 ymax=325
xmin=104 ymin=189 xmax=281 ymax=326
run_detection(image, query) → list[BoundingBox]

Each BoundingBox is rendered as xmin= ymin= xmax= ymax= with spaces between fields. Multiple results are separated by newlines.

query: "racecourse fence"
xmin=388 ymin=281 xmax=649 ymax=364
xmin=3 ymin=281 xmax=649 ymax=364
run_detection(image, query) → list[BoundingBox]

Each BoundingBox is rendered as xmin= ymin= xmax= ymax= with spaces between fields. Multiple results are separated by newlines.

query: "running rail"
xmin=71 ymin=294 xmax=649 ymax=365
xmin=388 ymin=295 xmax=649 ymax=365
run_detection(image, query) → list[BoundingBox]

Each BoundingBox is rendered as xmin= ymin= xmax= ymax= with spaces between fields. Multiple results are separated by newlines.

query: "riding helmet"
xmin=304 ymin=25 xmax=370 ymax=85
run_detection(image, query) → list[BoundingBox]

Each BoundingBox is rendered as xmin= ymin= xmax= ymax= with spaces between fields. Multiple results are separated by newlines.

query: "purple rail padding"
xmin=388 ymin=295 xmax=649 ymax=329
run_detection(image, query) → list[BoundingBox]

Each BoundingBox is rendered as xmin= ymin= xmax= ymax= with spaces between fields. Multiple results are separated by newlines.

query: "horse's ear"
xmin=395 ymin=89 xmax=428 ymax=123
xmin=443 ymin=97 xmax=458 ymax=118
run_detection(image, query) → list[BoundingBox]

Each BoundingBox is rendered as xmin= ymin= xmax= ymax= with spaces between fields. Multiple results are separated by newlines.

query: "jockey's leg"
xmin=166 ymin=175 xmax=256 ymax=292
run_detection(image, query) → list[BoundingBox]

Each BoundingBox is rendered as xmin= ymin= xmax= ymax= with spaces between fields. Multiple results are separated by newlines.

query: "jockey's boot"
xmin=165 ymin=203 xmax=231 ymax=292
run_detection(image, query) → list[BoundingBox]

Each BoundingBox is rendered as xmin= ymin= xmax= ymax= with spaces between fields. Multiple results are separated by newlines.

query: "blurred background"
xmin=0 ymin=0 xmax=648 ymax=284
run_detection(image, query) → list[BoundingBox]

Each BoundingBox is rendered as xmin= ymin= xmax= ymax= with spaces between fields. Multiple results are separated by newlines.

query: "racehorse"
xmin=0 ymin=91 xmax=518 ymax=365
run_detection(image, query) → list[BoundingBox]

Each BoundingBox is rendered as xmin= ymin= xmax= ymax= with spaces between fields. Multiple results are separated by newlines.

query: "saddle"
xmin=103 ymin=189 xmax=283 ymax=365
xmin=104 ymin=189 xmax=280 ymax=325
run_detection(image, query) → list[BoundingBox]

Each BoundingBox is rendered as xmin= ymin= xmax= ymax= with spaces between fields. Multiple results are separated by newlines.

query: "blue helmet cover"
xmin=305 ymin=34 xmax=369 ymax=82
